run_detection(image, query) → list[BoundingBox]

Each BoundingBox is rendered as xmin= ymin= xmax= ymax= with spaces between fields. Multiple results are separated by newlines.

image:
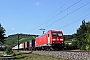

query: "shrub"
xmin=5 ymin=46 xmax=13 ymax=55
xmin=64 ymin=40 xmax=78 ymax=50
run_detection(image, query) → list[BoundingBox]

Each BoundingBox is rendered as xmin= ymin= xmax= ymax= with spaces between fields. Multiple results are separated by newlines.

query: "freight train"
xmin=12 ymin=30 xmax=64 ymax=50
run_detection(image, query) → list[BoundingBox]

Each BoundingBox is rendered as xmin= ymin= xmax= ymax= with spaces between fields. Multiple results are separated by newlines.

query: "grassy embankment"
xmin=0 ymin=51 xmax=68 ymax=60
xmin=14 ymin=52 xmax=68 ymax=60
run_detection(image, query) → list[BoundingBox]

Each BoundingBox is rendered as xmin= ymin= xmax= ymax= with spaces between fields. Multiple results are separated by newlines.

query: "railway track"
xmin=32 ymin=50 xmax=90 ymax=60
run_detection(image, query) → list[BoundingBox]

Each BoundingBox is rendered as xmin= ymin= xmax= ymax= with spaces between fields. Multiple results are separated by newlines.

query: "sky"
xmin=0 ymin=0 xmax=90 ymax=36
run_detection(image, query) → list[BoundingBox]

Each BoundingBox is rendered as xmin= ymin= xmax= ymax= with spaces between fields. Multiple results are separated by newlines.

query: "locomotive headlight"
xmin=52 ymin=39 xmax=56 ymax=41
xmin=60 ymin=39 xmax=63 ymax=41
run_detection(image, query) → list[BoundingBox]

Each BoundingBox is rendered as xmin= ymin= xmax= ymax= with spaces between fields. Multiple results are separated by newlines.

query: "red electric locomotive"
xmin=35 ymin=30 xmax=64 ymax=50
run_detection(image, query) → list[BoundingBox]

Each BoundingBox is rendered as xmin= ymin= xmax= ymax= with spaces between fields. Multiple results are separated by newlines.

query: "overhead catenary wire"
xmin=45 ymin=0 xmax=71 ymax=20
xmin=30 ymin=0 xmax=82 ymax=32
xmin=43 ymin=0 xmax=82 ymax=25
xmin=57 ymin=13 xmax=90 ymax=30
xmin=41 ymin=0 xmax=82 ymax=27
xmin=45 ymin=1 xmax=90 ymax=28
xmin=30 ymin=0 xmax=71 ymax=32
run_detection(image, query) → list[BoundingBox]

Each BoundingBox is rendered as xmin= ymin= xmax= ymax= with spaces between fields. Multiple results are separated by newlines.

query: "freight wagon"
xmin=12 ymin=43 xmax=23 ymax=50
xmin=12 ymin=40 xmax=35 ymax=50
xmin=22 ymin=40 xmax=35 ymax=50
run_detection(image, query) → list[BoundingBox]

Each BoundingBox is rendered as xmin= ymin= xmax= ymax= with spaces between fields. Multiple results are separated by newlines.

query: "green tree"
xmin=75 ymin=20 xmax=87 ymax=50
xmin=0 ymin=23 xmax=6 ymax=43
xmin=85 ymin=22 xmax=90 ymax=50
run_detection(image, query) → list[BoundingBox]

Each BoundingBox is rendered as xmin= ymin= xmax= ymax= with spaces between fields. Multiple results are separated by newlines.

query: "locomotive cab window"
xmin=58 ymin=33 xmax=62 ymax=36
xmin=52 ymin=33 xmax=62 ymax=36
xmin=52 ymin=33 xmax=57 ymax=36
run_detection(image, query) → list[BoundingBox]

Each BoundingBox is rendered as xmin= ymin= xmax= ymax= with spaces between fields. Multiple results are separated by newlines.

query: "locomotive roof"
xmin=48 ymin=30 xmax=62 ymax=32
xmin=36 ymin=30 xmax=62 ymax=38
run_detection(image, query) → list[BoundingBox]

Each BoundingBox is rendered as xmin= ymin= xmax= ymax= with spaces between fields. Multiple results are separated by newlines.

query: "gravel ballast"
xmin=32 ymin=51 xmax=90 ymax=60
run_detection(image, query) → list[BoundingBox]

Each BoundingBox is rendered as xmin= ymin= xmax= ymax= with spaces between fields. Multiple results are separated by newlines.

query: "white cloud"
xmin=12 ymin=28 xmax=15 ymax=30
xmin=36 ymin=2 xmax=40 ymax=5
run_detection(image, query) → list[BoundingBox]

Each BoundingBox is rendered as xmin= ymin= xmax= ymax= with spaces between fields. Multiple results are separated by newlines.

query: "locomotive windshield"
xmin=52 ymin=33 xmax=57 ymax=36
xmin=52 ymin=33 xmax=62 ymax=36
xmin=58 ymin=33 xmax=62 ymax=36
